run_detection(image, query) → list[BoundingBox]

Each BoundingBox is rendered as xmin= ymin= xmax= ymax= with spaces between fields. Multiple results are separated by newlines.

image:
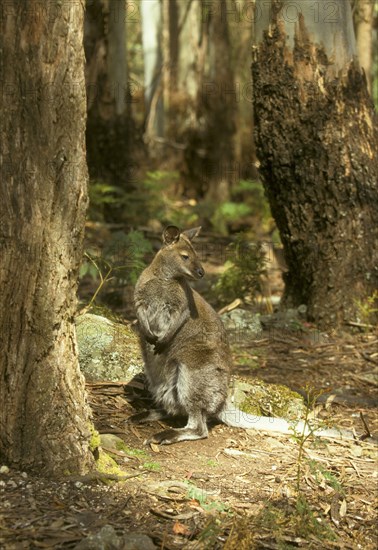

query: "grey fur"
xmin=132 ymin=226 xmax=230 ymax=444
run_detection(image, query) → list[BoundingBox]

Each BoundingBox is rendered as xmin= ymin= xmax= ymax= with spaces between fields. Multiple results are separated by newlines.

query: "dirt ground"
xmin=1 ymin=328 xmax=377 ymax=549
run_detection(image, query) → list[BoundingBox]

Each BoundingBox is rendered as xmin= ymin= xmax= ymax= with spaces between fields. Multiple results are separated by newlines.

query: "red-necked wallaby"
xmin=131 ymin=226 xmax=354 ymax=445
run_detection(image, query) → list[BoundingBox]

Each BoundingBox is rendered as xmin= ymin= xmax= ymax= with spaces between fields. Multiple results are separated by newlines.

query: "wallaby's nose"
xmin=196 ymin=267 xmax=205 ymax=278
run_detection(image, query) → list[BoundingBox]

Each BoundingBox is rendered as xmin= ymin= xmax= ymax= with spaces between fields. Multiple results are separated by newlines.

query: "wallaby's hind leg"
xmin=127 ymin=409 xmax=167 ymax=424
xmin=146 ymin=411 xmax=208 ymax=445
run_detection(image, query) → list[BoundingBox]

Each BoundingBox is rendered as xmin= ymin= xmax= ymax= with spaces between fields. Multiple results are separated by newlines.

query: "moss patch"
xmin=232 ymin=378 xmax=305 ymax=419
xmin=96 ymin=450 xmax=125 ymax=477
xmin=89 ymin=424 xmax=101 ymax=453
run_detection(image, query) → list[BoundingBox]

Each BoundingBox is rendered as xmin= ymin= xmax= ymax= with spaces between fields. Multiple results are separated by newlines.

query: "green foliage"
xmin=142 ymin=461 xmax=161 ymax=472
xmin=208 ymin=180 xmax=273 ymax=235
xmin=87 ymin=173 xmax=274 ymax=239
xmin=88 ymin=181 xmax=125 ymax=221
xmin=254 ymin=498 xmax=336 ymax=545
xmin=79 ymin=230 xmax=152 ymax=310
xmin=112 ymin=170 xmax=198 ymax=227
xmin=295 ymin=495 xmax=336 ymax=541
xmin=117 ymin=445 xmax=148 ymax=459
xmin=186 ymin=482 xmax=229 ymax=513
xmin=308 ymin=460 xmax=344 ymax=494
xmin=79 ymin=251 xmax=101 ymax=280
xmin=213 ymin=233 xmax=267 ymax=305
xmin=197 ymin=518 xmax=223 ymax=548
xmin=354 ymin=290 xmax=378 ymax=328
xmin=232 ymin=180 xmax=271 ymax=221
xmin=103 ymin=230 xmax=153 ymax=285
xmin=288 ymin=386 xmax=335 ymax=503
xmin=211 ymin=202 xmax=251 ymax=235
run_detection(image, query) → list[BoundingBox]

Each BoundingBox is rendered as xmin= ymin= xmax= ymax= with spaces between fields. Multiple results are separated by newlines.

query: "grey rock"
xmin=76 ymin=314 xmax=143 ymax=382
xmin=221 ymin=309 xmax=262 ymax=344
xmin=100 ymin=434 xmax=127 ymax=451
xmin=74 ymin=526 xmax=156 ymax=550
xmin=74 ymin=525 xmax=121 ymax=550
xmin=121 ymin=533 xmax=156 ymax=550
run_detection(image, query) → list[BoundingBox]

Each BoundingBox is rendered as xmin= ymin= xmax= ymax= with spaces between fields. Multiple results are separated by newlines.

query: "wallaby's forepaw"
xmin=145 ymin=428 xmax=179 ymax=445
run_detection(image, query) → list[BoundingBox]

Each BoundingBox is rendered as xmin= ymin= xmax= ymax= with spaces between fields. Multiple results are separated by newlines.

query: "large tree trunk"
xmin=252 ymin=0 xmax=378 ymax=328
xmin=0 ymin=1 xmax=94 ymax=474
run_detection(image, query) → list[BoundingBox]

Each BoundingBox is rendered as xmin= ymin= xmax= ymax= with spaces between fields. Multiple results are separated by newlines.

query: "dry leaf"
xmin=339 ymin=498 xmax=347 ymax=517
xmin=173 ymin=521 xmax=191 ymax=536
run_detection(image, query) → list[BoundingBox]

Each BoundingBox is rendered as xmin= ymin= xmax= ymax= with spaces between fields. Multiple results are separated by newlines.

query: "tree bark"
xmin=0 ymin=1 xmax=94 ymax=474
xmin=84 ymin=0 xmax=132 ymax=191
xmin=141 ymin=0 xmax=164 ymax=140
xmin=185 ymin=0 xmax=236 ymax=200
xmin=252 ymin=0 xmax=378 ymax=328
xmin=353 ymin=0 xmax=374 ymax=92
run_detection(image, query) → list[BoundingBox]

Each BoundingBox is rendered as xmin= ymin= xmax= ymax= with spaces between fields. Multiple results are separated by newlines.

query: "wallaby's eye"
xmin=181 ymin=254 xmax=189 ymax=261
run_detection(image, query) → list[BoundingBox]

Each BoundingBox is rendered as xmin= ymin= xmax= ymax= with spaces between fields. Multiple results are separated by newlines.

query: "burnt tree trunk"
xmin=252 ymin=0 xmax=378 ymax=328
xmin=0 ymin=2 xmax=94 ymax=474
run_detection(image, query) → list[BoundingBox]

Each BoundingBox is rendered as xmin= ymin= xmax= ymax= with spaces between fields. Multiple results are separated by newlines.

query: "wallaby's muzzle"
xmin=195 ymin=266 xmax=205 ymax=278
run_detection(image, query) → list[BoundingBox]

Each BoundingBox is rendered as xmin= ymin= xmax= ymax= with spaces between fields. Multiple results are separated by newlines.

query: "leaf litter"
xmin=0 ymin=331 xmax=377 ymax=549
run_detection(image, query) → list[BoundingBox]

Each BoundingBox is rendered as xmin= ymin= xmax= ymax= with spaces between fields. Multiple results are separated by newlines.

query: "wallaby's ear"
xmin=182 ymin=226 xmax=201 ymax=241
xmin=162 ymin=225 xmax=180 ymax=245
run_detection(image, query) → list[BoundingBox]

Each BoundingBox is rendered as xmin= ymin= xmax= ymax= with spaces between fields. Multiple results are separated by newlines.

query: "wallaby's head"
xmin=158 ymin=225 xmax=205 ymax=280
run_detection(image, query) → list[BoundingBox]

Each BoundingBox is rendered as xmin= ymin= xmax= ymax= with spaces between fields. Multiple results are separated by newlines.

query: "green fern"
xmin=213 ymin=233 xmax=267 ymax=305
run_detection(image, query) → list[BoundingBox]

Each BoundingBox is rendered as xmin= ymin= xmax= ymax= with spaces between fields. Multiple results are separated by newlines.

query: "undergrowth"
xmin=213 ymin=232 xmax=267 ymax=306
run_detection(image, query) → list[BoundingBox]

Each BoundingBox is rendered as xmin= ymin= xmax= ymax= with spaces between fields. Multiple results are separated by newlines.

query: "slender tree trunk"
xmin=109 ymin=0 xmax=128 ymax=115
xmin=84 ymin=0 xmax=132 ymax=190
xmin=0 ymin=1 xmax=94 ymax=474
xmin=353 ymin=0 xmax=374 ymax=93
xmin=141 ymin=0 xmax=164 ymax=140
xmin=185 ymin=0 xmax=236 ymax=200
xmin=252 ymin=0 xmax=378 ymax=328
xmin=169 ymin=0 xmax=179 ymax=93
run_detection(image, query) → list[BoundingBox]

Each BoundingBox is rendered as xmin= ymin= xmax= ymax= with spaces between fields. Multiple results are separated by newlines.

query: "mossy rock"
xmin=76 ymin=313 xmax=143 ymax=382
xmin=230 ymin=378 xmax=306 ymax=420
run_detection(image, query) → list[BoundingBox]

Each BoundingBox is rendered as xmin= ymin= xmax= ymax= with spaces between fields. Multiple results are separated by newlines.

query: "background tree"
xmin=353 ymin=0 xmax=374 ymax=93
xmin=141 ymin=0 xmax=164 ymax=140
xmin=85 ymin=0 xmax=132 ymax=195
xmin=252 ymin=0 xmax=378 ymax=328
xmin=0 ymin=1 xmax=94 ymax=474
xmin=185 ymin=0 xmax=236 ymax=200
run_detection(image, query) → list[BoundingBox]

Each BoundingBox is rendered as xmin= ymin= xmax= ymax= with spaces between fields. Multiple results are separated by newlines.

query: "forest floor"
xmin=1 ymin=232 xmax=377 ymax=549
xmin=1 ymin=329 xmax=377 ymax=549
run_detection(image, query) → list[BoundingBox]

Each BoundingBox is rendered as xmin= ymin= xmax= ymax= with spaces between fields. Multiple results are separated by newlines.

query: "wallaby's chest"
xmin=136 ymin=277 xmax=187 ymax=309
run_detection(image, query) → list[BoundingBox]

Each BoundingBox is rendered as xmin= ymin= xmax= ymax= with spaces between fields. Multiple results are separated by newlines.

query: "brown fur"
xmin=132 ymin=226 xmax=231 ymax=444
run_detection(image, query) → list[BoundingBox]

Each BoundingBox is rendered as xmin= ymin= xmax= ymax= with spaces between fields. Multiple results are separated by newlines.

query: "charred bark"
xmin=252 ymin=0 xmax=378 ymax=328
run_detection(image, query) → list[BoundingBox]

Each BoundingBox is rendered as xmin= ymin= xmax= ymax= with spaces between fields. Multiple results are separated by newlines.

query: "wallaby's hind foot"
xmin=145 ymin=412 xmax=209 ymax=445
xmin=146 ymin=425 xmax=209 ymax=445
xmin=127 ymin=409 xmax=166 ymax=424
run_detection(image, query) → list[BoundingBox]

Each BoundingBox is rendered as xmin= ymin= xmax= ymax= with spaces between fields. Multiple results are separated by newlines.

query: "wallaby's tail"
xmin=217 ymin=404 xmax=356 ymax=441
